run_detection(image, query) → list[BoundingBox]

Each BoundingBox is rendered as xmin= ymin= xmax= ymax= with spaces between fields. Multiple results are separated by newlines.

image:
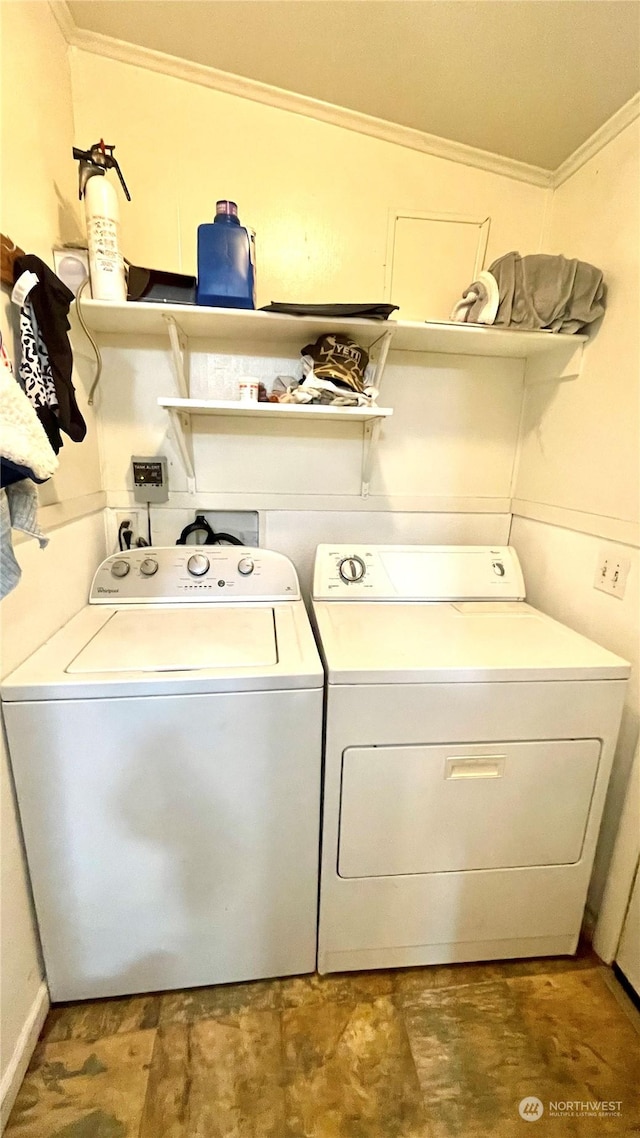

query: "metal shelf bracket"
xmin=163 ymin=314 xmax=190 ymax=399
xmin=524 ymin=338 xmax=584 ymax=385
xmin=361 ymin=418 xmax=382 ymax=498
xmin=166 ymin=406 xmax=196 ymax=489
xmin=369 ymin=328 xmax=395 ymax=396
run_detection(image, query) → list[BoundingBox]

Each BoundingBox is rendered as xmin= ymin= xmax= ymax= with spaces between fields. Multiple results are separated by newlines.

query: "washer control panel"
xmin=313 ymin=545 xmax=526 ymax=601
xmin=92 ymin=547 xmax=299 ymax=604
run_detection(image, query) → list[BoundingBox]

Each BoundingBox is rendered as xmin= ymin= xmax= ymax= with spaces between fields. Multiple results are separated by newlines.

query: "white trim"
xmin=106 ymin=491 xmax=512 ymax=514
xmin=552 ymin=92 xmax=640 ymax=188
xmin=0 ymin=981 xmax=49 ymax=1130
xmin=593 ymin=745 xmax=640 ymax=964
xmin=55 ymin=18 xmax=550 ymax=188
xmin=37 ymin=491 xmax=106 ymax=533
xmin=12 ymin=492 xmax=107 ymax=544
xmin=511 ymin=499 xmax=640 ymax=548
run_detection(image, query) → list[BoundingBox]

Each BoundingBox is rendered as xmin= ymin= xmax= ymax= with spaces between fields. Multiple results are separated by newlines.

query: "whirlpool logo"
xmin=97 ymin=587 xmax=119 ymax=594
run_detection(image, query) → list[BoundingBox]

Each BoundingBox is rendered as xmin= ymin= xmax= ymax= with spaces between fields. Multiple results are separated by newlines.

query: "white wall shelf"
xmin=76 ymin=298 xmax=587 ymax=494
xmin=77 ymin=298 xmax=587 ymax=365
xmin=391 ymin=320 xmax=587 ymax=363
xmin=158 ymin=398 xmax=393 ymax=497
xmin=76 ymin=298 xmax=397 ymax=351
xmin=158 ymin=398 xmax=392 ymax=423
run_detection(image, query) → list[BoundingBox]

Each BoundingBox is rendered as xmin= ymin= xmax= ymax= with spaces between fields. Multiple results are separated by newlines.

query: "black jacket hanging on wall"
xmin=14 ymin=255 xmax=87 ymax=451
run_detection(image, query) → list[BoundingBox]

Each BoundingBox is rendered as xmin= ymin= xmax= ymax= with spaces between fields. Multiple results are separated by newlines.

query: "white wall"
xmin=70 ymin=50 xmax=548 ymax=303
xmin=0 ymin=3 xmax=107 ymax=1121
xmin=511 ymin=116 xmax=640 ymax=916
xmin=515 ymin=123 xmax=639 ymax=530
xmin=70 ymin=47 xmax=547 ymax=569
xmin=147 ymin=508 xmax=511 ymax=597
xmin=93 ymin=336 xmax=525 ymax=512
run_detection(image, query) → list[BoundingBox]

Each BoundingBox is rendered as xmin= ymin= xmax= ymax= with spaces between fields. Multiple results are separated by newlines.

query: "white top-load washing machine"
xmin=2 ymin=547 xmax=323 ymax=1001
xmin=312 ymin=544 xmax=630 ymax=974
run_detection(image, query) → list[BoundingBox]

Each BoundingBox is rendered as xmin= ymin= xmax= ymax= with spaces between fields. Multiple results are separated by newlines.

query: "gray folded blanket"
xmin=489 ymin=251 xmax=606 ymax=333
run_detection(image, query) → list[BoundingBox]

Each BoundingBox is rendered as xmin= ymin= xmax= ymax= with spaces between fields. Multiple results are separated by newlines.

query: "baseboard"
xmin=0 ymin=981 xmax=49 ymax=1131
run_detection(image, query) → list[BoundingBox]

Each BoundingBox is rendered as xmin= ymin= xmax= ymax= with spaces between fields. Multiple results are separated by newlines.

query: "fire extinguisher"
xmin=72 ymin=139 xmax=131 ymax=301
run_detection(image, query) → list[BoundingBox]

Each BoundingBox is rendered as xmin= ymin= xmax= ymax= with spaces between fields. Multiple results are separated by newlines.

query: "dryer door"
xmin=338 ymin=739 xmax=600 ymax=878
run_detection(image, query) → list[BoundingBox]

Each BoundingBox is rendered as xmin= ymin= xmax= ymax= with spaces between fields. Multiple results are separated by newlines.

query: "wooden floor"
xmin=6 ymin=948 xmax=640 ymax=1137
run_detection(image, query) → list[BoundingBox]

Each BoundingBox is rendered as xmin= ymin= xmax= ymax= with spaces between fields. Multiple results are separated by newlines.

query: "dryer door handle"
xmin=445 ymin=756 xmax=505 ymax=780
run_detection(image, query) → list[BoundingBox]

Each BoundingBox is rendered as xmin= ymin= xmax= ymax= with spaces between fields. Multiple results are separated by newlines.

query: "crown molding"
xmin=52 ymin=0 xmax=637 ymax=190
xmin=552 ymin=92 xmax=640 ymax=188
xmin=49 ymin=0 xmax=76 ymax=41
xmin=49 ymin=2 xmax=551 ymax=189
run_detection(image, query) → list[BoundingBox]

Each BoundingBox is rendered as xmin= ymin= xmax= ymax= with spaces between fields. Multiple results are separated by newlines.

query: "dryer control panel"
xmin=312 ymin=545 xmax=526 ymax=601
xmin=90 ymin=547 xmax=300 ymax=604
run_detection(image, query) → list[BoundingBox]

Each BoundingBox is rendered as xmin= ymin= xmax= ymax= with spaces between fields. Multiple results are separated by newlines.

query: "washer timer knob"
xmin=238 ymin=557 xmax=255 ymax=576
xmin=140 ymin=558 xmax=159 ymax=577
xmin=187 ymin=553 xmax=210 ymax=577
xmin=111 ymin=560 xmax=130 ymax=578
xmin=338 ymin=556 xmax=366 ymax=583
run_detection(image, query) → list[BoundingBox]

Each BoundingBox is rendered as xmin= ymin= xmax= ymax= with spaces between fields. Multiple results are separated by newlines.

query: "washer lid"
xmin=1 ymin=601 xmax=324 ymax=700
xmin=312 ymin=601 xmax=631 ymax=683
xmin=67 ymin=608 xmax=277 ymax=673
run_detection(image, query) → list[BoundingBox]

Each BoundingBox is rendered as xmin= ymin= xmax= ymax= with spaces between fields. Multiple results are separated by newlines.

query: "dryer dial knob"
xmin=338 ymin=556 xmax=366 ymax=583
xmin=187 ymin=553 xmax=210 ymax=577
xmin=237 ymin=557 xmax=255 ymax=576
xmin=140 ymin=558 xmax=159 ymax=577
xmin=111 ymin=560 xmax=130 ymax=578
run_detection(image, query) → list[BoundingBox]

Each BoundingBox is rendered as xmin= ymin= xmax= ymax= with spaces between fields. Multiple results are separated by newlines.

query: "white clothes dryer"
xmin=2 ymin=547 xmax=323 ymax=1001
xmin=311 ymin=544 xmax=630 ymax=974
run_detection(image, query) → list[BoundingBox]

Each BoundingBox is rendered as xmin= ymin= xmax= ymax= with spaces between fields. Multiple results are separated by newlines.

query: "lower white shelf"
xmin=157 ymin=398 xmax=393 ymax=422
xmin=157 ymin=398 xmax=393 ymax=497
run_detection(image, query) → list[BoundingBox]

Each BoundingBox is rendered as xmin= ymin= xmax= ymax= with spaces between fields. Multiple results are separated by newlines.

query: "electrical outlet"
xmin=111 ymin=509 xmax=150 ymax=552
xmin=594 ymin=546 xmax=631 ymax=599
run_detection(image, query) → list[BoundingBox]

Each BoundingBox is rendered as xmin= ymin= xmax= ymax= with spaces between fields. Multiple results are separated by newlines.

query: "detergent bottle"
xmin=196 ymin=201 xmax=256 ymax=309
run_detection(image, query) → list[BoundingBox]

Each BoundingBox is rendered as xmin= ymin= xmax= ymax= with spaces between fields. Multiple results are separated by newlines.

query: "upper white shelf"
xmin=76 ymin=299 xmax=587 ymax=361
xmin=390 ymin=320 xmax=587 ymax=358
xmin=76 ymin=299 xmax=394 ymax=350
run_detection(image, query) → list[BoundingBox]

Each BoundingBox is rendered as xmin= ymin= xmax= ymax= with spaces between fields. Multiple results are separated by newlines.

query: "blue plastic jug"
xmin=196 ymin=200 xmax=256 ymax=309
